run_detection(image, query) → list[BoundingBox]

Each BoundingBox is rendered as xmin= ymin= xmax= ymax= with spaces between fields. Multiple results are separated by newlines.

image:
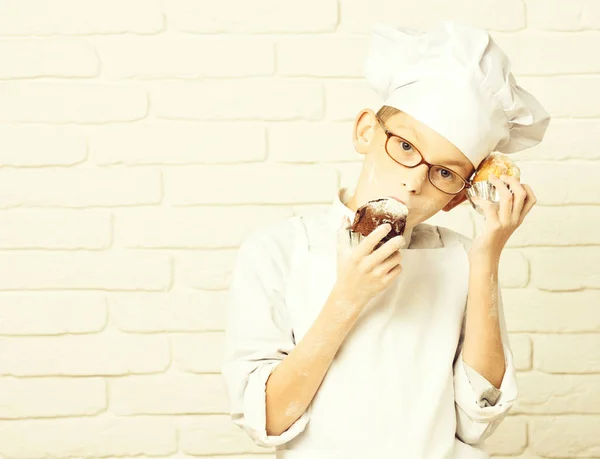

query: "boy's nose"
xmin=402 ymin=165 xmax=429 ymax=193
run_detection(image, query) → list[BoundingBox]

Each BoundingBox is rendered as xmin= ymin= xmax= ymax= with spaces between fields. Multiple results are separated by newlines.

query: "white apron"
xmin=278 ymin=214 xmax=490 ymax=459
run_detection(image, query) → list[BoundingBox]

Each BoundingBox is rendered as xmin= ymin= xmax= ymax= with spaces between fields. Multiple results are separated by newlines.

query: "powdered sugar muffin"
xmin=348 ymin=197 xmax=409 ymax=250
xmin=467 ymin=153 xmax=521 ymax=214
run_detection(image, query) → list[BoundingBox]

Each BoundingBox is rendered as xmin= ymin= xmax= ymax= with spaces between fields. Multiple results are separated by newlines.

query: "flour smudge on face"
xmin=418 ymin=198 xmax=439 ymax=216
xmin=366 ymin=162 xmax=381 ymax=187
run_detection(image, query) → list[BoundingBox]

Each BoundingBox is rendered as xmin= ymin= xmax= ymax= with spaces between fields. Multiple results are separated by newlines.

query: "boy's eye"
xmin=401 ymin=141 xmax=413 ymax=151
xmin=438 ymin=168 xmax=456 ymax=180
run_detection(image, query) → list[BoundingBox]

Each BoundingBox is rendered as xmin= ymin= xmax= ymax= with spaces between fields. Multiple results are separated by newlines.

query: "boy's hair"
xmin=376 ymin=105 xmax=401 ymax=122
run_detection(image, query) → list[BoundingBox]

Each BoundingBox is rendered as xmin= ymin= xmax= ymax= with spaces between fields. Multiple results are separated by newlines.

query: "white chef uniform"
xmin=221 ymin=186 xmax=518 ymax=459
xmin=221 ymin=17 xmax=551 ymax=459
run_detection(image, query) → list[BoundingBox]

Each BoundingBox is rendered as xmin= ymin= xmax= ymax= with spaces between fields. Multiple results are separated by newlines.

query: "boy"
xmin=221 ymin=21 xmax=550 ymax=459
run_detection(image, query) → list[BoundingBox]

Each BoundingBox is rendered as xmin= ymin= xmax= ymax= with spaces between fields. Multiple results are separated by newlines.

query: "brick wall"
xmin=0 ymin=1 xmax=598 ymax=458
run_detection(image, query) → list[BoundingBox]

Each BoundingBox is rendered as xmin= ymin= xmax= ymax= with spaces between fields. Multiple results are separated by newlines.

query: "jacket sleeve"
xmin=453 ymin=287 xmax=518 ymax=445
xmin=220 ymin=232 xmax=310 ymax=448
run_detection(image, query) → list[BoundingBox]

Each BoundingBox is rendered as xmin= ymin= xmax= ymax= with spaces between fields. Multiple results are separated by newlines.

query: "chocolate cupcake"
xmin=467 ymin=153 xmax=521 ymax=215
xmin=348 ymin=197 xmax=409 ymax=250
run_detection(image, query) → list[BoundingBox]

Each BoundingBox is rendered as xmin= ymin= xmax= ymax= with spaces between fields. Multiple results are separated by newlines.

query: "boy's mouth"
xmin=386 ymin=195 xmax=407 ymax=206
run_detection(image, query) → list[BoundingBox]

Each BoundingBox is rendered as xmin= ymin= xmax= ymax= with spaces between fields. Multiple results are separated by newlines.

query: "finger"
xmin=366 ymin=235 xmax=405 ymax=267
xmin=382 ymin=263 xmax=403 ymax=283
xmin=472 ymin=196 xmax=500 ymax=226
xmin=376 ymin=250 xmax=403 ymax=275
xmin=489 ymin=174 xmax=513 ymax=225
xmin=355 ymin=223 xmax=392 ymax=257
xmin=501 ymin=174 xmax=527 ymax=224
xmin=518 ymin=184 xmax=537 ymax=225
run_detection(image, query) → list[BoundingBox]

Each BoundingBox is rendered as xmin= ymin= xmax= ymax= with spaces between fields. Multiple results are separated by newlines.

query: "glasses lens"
xmin=386 ymin=136 xmax=421 ymax=166
xmin=429 ymin=165 xmax=464 ymax=194
xmin=386 ymin=135 xmax=465 ymax=194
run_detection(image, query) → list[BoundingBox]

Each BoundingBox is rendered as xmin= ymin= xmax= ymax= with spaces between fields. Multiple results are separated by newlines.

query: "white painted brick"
xmin=526 ymin=247 xmax=600 ymax=290
xmin=498 ymin=250 xmax=529 ymax=288
xmin=115 ymin=206 xmax=294 ymax=249
xmin=518 ymin=76 xmax=600 ymax=117
xmin=174 ymin=250 xmax=237 ymax=290
xmin=0 ymin=294 xmax=106 ymax=335
xmin=0 ymin=0 xmax=163 ymax=35
xmin=0 ymin=5 xmax=594 ymax=455
xmin=151 ymin=81 xmax=323 ymax=121
xmin=0 ymin=209 xmax=110 ymax=249
xmin=533 ymin=334 xmax=600 ymax=373
xmin=512 ymin=119 xmax=600 ymax=161
xmin=529 ymin=415 xmax=600 ymax=457
xmin=97 ymin=37 xmax=274 ymax=78
xmin=293 ymin=203 xmax=332 ymax=216
xmin=0 ymin=83 xmax=148 ymax=123
xmin=172 ymin=333 xmax=225 ymax=373
xmin=110 ymin=373 xmax=225 ymax=414
xmin=0 ymin=333 xmax=170 ymax=376
xmin=278 ymin=37 xmax=367 ymax=77
xmin=199 ymin=456 xmax=274 ymax=459
xmin=164 ymin=164 xmax=338 ymax=205
xmin=503 ymin=289 xmax=600 ymax=332
xmin=268 ymin=121 xmax=362 ymax=163
xmin=518 ymin=161 xmax=600 ymax=205
xmin=338 ymin=1 xmax=525 ymax=33
xmin=0 ymin=377 xmax=106 ymax=418
xmin=161 ymin=454 xmax=274 ymax=459
xmin=0 ymin=126 xmax=86 ymax=166
xmin=0 ymin=168 xmax=161 ymax=207
xmin=179 ymin=415 xmax=270 ymax=455
xmin=527 ymin=0 xmax=600 ymax=31
xmin=513 ymin=372 xmax=600 ymax=414
xmin=492 ymin=32 xmax=600 ymax=75
xmin=0 ymin=39 xmax=98 ymax=78
xmin=483 ymin=416 xmax=527 ymax=456
xmin=164 ymin=0 xmax=337 ymax=33
xmin=0 ymin=416 xmax=177 ymax=458
xmin=509 ymin=334 xmax=532 ymax=370
xmin=110 ymin=292 xmax=225 ymax=332
xmin=144 ymin=454 xmax=274 ymax=459
xmin=0 ymin=251 xmax=170 ymax=290
xmin=89 ymin=122 xmax=265 ymax=165
xmin=491 ymin=452 xmax=543 ymax=459
xmin=337 ymin=161 xmax=363 ymax=189
xmin=325 ymin=80 xmax=381 ymax=121
xmin=500 ymin=206 xmax=600 ymax=247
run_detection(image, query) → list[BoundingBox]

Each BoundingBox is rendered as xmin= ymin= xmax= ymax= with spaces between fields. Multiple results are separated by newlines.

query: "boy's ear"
xmin=442 ymin=190 xmax=468 ymax=212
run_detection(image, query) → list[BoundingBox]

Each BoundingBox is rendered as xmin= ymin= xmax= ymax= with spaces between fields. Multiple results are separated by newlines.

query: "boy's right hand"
xmin=333 ymin=216 xmax=405 ymax=312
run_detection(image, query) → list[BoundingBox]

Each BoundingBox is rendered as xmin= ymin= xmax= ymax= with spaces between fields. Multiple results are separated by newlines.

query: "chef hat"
xmin=364 ymin=20 xmax=551 ymax=169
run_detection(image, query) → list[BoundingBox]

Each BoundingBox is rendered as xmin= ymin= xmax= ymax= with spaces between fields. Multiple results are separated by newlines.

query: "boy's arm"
xmin=221 ymin=232 xmax=362 ymax=448
xmin=452 ymin=246 xmax=518 ymax=445
xmin=264 ymin=282 xmax=363 ymax=437
xmin=455 ymin=311 xmax=503 ymax=406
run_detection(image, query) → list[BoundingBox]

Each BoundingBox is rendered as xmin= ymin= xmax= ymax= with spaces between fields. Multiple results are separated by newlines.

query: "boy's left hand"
xmin=469 ymin=174 xmax=537 ymax=261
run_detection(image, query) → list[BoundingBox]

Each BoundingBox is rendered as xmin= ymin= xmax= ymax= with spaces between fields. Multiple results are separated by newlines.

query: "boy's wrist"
xmin=468 ymin=250 xmax=501 ymax=269
xmin=327 ymin=285 xmax=366 ymax=318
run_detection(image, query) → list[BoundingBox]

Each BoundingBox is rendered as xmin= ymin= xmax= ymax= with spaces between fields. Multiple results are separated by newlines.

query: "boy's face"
xmin=351 ymin=108 xmax=476 ymax=227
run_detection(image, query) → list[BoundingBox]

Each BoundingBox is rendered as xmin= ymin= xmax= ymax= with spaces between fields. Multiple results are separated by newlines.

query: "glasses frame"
xmin=375 ymin=114 xmax=473 ymax=196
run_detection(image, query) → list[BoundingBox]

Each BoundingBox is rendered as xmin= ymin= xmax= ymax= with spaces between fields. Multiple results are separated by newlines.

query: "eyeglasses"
xmin=375 ymin=114 xmax=473 ymax=195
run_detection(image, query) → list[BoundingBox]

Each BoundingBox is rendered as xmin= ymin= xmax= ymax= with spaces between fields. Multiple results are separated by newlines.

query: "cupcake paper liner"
xmin=467 ymin=180 xmax=501 ymax=215
xmin=349 ymin=229 xmax=363 ymax=248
